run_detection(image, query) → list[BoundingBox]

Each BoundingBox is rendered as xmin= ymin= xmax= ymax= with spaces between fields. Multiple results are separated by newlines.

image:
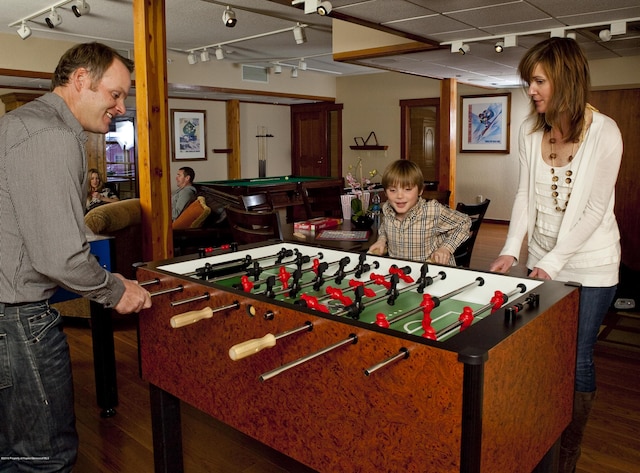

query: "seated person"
xmin=86 ymin=168 xmax=119 ymax=213
xmin=172 ymin=166 xmax=197 ymax=221
xmin=368 ymin=160 xmax=471 ymax=266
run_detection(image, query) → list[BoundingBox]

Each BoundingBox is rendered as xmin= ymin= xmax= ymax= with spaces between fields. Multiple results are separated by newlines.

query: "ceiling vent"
xmin=242 ymin=65 xmax=268 ymax=83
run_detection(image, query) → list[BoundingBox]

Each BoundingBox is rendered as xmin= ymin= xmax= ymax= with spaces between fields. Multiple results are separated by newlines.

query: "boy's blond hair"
xmin=381 ymin=160 xmax=425 ymax=191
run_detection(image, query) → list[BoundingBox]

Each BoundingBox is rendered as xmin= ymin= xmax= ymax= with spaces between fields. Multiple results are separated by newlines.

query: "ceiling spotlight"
xmin=223 ymin=6 xmax=237 ymax=27
xmin=298 ymin=59 xmax=307 ymax=70
xmin=200 ymin=49 xmax=210 ymax=62
xmin=272 ymin=64 xmax=282 ymax=74
xmin=458 ymin=44 xmax=470 ymax=55
xmin=293 ymin=23 xmax=306 ymax=44
xmin=72 ymin=0 xmax=90 ymax=17
xmin=187 ymin=52 xmax=198 ymax=65
xmin=599 ymin=29 xmax=612 ymax=42
xmin=45 ymin=8 xmax=62 ymax=28
xmin=17 ymin=21 xmax=32 ymax=40
xmin=494 ymin=41 xmax=504 ymax=53
xmin=291 ymin=68 xmax=298 ymax=78
xmin=215 ymin=47 xmax=224 ymax=60
xmin=317 ymin=1 xmax=332 ymax=16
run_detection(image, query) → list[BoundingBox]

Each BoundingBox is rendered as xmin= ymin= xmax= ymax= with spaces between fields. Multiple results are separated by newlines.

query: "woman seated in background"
xmin=86 ymin=168 xmax=119 ymax=213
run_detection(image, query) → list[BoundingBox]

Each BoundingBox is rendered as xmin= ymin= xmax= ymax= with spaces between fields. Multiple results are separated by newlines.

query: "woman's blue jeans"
xmin=576 ymin=286 xmax=616 ymax=393
xmin=0 ymin=302 xmax=78 ymax=472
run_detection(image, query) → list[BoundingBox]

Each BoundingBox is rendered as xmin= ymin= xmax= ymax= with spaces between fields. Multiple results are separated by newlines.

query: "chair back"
xmin=241 ymin=192 xmax=273 ymax=211
xmin=225 ymin=205 xmax=282 ymax=245
xmin=454 ymin=199 xmax=491 ymax=267
xmin=298 ymin=182 xmax=342 ymax=220
xmin=422 ymin=189 xmax=452 ymax=206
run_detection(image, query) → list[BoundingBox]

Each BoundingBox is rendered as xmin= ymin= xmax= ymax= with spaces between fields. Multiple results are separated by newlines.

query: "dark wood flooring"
xmin=64 ymin=222 xmax=640 ymax=472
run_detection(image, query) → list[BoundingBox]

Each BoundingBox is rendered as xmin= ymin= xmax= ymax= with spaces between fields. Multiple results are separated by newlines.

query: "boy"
xmin=368 ymin=160 xmax=471 ymax=265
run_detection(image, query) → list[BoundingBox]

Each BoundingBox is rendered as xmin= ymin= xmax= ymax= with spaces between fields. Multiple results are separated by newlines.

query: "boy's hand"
xmin=368 ymin=241 xmax=386 ymax=256
xmin=429 ymin=247 xmax=452 ymax=265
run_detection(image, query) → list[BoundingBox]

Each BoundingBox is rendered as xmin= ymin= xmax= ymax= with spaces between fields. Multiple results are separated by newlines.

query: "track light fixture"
xmin=459 ymin=44 xmax=470 ymax=55
xmin=291 ymin=68 xmax=298 ymax=78
xmin=17 ymin=21 xmax=32 ymax=40
xmin=298 ymin=59 xmax=307 ymax=70
xmin=45 ymin=8 xmax=62 ymax=28
xmin=200 ymin=49 xmax=210 ymax=62
xmin=450 ymin=41 xmax=470 ymax=54
xmin=223 ymin=6 xmax=237 ymax=27
xmin=72 ymin=0 xmax=90 ymax=17
xmin=293 ymin=23 xmax=306 ymax=44
xmin=187 ymin=52 xmax=198 ymax=65
xmin=317 ymin=1 xmax=332 ymax=16
xmin=215 ymin=47 xmax=224 ymax=60
xmin=494 ymin=41 xmax=504 ymax=53
xmin=599 ymin=29 xmax=612 ymax=41
xmin=272 ymin=64 xmax=282 ymax=74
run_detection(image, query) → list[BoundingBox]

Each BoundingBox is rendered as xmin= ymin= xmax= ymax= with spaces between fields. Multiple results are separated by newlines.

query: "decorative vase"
xmin=341 ymin=194 xmax=356 ymax=220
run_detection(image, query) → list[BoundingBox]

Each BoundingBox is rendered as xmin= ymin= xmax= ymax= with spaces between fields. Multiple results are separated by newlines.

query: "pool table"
xmin=197 ymin=175 xmax=345 ymax=222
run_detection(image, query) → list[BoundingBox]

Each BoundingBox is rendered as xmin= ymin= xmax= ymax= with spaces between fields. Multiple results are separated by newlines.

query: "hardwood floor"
xmin=63 ymin=223 xmax=640 ymax=472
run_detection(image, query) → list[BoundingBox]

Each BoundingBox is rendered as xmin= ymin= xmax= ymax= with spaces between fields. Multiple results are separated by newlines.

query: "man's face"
xmin=176 ymin=170 xmax=190 ymax=189
xmin=75 ymin=59 xmax=131 ymax=134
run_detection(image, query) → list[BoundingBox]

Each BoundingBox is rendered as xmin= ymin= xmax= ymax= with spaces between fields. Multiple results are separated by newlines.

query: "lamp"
xmin=450 ymin=41 xmax=469 ymax=54
xmin=298 ymin=59 xmax=307 ymax=70
xmin=494 ymin=41 xmax=504 ymax=53
xmin=272 ymin=64 xmax=282 ymax=74
xmin=215 ymin=47 xmax=224 ymax=60
xmin=200 ymin=49 xmax=210 ymax=62
xmin=317 ymin=1 xmax=332 ymax=16
xmin=459 ymin=44 xmax=470 ymax=55
xmin=17 ymin=21 xmax=32 ymax=40
xmin=187 ymin=52 xmax=198 ymax=65
xmin=293 ymin=23 xmax=306 ymax=44
xmin=45 ymin=8 xmax=62 ymax=28
xmin=599 ymin=29 xmax=612 ymax=41
xmin=291 ymin=67 xmax=298 ymax=78
xmin=223 ymin=6 xmax=237 ymax=27
xmin=72 ymin=0 xmax=90 ymax=17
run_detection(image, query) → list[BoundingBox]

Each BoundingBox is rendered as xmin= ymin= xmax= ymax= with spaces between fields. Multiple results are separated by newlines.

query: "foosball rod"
xmin=364 ymin=347 xmax=410 ymax=376
xmin=228 ymin=322 xmax=313 ymax=360
xmin=259 ymin=334 xmax=358 ymax=382
xmin=170 ymin=301 xmax=240 ymax=328
xmin=149 ymin=284 xmax=184 ymax=298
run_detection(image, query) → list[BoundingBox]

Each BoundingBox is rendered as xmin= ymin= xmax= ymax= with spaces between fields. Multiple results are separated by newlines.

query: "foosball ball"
xmin=137 ymin=242 xmax=579 ymax=473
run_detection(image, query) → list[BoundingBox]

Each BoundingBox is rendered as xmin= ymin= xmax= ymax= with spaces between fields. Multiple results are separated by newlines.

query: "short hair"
xmin=179 ymin=166 xmax=195 ymax=183
xmin=381 ymin=160 xmax=424 ymax=190
xmin=51 ymin=42 xmax=134 ymax=90
xmin=518 ymin=37 xmax=589 ymax=143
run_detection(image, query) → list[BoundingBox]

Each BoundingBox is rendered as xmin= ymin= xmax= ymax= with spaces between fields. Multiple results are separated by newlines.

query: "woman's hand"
xmin=529 ymin=267 xmax=551 ymax=280
xmin=490 ymin=255 xmax=515 ymax=273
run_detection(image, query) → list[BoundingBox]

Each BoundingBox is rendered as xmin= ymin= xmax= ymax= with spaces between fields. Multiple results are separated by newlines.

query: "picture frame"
xmin=171 ymin=109 xmax=207 ymax=161
xmin=460 ymin=93 xmax=511 ymax=153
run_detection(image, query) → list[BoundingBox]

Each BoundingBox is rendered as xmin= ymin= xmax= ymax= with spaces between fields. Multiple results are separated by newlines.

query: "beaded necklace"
xmin=548 ymin=135 xmax=577 ymax=212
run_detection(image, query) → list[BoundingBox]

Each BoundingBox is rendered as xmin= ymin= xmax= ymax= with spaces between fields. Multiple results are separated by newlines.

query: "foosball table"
xmin=136 ymin=241 xmax=579 ymax=473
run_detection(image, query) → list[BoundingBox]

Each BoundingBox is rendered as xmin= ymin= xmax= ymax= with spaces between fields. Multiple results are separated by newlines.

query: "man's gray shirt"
xmin=0 ymin=93 xmax=125 ymax=306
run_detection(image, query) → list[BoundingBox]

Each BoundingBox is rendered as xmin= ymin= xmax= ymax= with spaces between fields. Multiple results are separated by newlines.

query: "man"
xmin=0 ymin=42 xmax=151 ymax=472
xmin=171 ymin=166 xmax=197 ymax=220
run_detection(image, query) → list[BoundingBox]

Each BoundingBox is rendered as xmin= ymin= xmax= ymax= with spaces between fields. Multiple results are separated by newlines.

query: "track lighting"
xmin=450 ymin=41 xmax=470 ymax=54
xmin=215 ymin=47 xmax=224 ymax=60
xmin=223 ymin=6 xmax=237 ymax=28
xmin=272 ymin=64 xmax=282 ymax=74
xmin=458 ymin=44 xmax=470 ymax=55
xmin=599 ymin=29 xmax=612 ymax=41
xmin=72 ymin=0 xmax=90 ymax=17
xmin=200 ymin=49 xmax=210 ymax=62
xmin=317 ymin=1 xmax=332 ymax=16
xmin=494 ymin=41 xmax=504 ymax=53
xmin=293 ymin=23 xmax=306 ymax=44
xmin=45 ymin=8 xmax=62 ymax=28
xmin=17 ymin=21 xmax=32 ymax=40
xmin=187 ymin=52 xmax=198 ymax=65
xmin=298 ymin=59 xmax=307 ymax=70
xmin=291 ymin=68 xmax=298 ymax=78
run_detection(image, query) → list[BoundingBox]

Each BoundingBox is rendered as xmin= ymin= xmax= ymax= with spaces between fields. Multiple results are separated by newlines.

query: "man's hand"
xmin=113 ymin=274 xmax=152 ymax=314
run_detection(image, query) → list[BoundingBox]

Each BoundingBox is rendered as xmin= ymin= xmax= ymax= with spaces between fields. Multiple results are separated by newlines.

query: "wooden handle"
xmin=170 ymin=307 xmax=213 ymax=328
xmin=229 ymin=334 xmax=276 ymax=360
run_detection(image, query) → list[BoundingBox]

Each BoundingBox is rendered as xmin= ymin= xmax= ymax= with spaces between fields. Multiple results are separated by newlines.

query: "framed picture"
xmin=171 ymin=109 xmax=207 ymax=161
xmin=460 ymin=93 xmax=511 ymax=153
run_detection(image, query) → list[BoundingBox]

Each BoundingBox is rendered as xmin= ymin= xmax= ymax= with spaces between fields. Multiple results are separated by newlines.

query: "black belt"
xmin=0 ymin=300 xmax=48 ymax=309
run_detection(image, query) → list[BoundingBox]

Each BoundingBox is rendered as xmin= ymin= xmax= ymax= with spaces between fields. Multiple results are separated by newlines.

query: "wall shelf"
xmin=349 ymin=145 xmax=388 ymax=150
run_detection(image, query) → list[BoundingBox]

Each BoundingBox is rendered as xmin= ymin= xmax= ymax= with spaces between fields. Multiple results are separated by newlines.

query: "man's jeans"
xmin=0 ymin=302 xmax=77 ymax=472
xmin=576 ymin=286 xmax=617 ymax=393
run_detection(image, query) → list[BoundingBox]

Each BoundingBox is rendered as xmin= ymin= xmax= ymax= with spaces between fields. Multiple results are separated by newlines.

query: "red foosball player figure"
xmin=375 ymin=313 xmax=390 ymax=328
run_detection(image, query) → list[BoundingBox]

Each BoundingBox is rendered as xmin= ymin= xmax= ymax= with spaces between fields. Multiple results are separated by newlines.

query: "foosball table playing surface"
xmin=137 ymin=241 xmax=580 ymax=473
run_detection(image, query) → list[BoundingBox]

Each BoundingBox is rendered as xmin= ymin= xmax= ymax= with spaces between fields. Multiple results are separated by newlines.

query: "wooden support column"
xmin=440 ymin=78 xmax=457 ymax=207
xmin=133 ymin=0 xmax=173 ymax=261
xmin=226 ymin=99 xmax=241 ymax=179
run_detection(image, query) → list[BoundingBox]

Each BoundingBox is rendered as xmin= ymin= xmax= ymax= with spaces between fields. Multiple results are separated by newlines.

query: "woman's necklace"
xmin=548 ymin=133 xmax=577 ymax=213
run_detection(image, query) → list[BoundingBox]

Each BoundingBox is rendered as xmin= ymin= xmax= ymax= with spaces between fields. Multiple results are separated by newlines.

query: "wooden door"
xmin=589 ymin=89 xmax=640 ymax=272
xmin=291 ymin=103 xmax=343 ymax=177
xmin=401 ymin=98 xmax=440 ymax=184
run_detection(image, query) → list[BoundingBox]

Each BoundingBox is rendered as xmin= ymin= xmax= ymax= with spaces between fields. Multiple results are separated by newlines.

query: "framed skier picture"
xmin=460 ymin=93 xmax=511 ymax=153
xmin=171 ymin=109 xmax=207 ymax=161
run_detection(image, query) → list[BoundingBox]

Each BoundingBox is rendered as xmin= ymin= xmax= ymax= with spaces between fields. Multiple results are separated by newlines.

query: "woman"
xmin=86 ymin=168 xmax=119 ymax=212
xmin=489 ymin=37 xmax=622 ymax=473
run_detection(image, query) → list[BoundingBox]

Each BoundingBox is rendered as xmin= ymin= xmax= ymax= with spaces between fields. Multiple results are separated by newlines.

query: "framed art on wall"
xmin=171 ymin=109 xmax=207 ymax=161
xmin=460 ymin=93 xmax=511 ymax=153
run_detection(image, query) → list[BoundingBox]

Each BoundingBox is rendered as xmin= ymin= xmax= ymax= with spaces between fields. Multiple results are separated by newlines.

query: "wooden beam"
xmin=133 ymin=0 xmax=173 ymax=261
xmin=440 ymin=78 xmax=457 ymax=207
xmin=226 ymin=100 xmax=241 ymax=179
